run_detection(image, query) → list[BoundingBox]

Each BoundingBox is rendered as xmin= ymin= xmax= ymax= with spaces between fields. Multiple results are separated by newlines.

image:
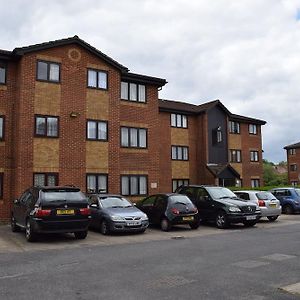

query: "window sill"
xmin=36 ymin=79 xmax=60 ymax=84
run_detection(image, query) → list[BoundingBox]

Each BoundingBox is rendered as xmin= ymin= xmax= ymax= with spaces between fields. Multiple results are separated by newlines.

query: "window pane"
xmin=129 ymin=83 xmax=137 ymax=101
xmin=172 ymin=180 xmax=177 ymax=193
xmin=177 ymin=147 xmax=183 ymax=160
xmin=47 ymin=175 xmax=57 ymax=186
xmin=171 ymin=114 xmax=176 ymax=127
xmin=98 ymin=175 xmax=107 ymax=193
xmin=37 ymin=62 xmax=48 ymax=80
xmin=130 ymin=176 xmax=138 ymax=195
xmin=121 ymin=176 xmax=129 ymax=195
xmin=98 ymin=122 xmax=107 ymax=140
xmin=0 ymin=118 xmax=3 ymax=139
xmin=36 ymin=117 xmax=46 ymax=135
xmin=139 ymin=129 xmax=147 ymax=148
xmin=34 ymin=174 xmax=45 ymax=186
xmin=171 ymin=146 xmax=177 ymax=159
xmin=176 ymin=114 xmax=182 ymax=127
xmin=87 ymin=121 xmax=97 ymax=139
xmin=121 ymin=82 xmax=128 ymax=99
xmin=182 ymin=115 xmax=187 ymax=128
xmin=139 ymin=177 xmax=147 ymax=195
xmin=130 ymin=128 xmax=138 ymax=147
xmin=183 ymin=147 xmax=188 ymax=160
xmin=47 ymin=117 xmax=58 ymax=137
xmin=88 ymin=70 xmax=97 ymax=87
xmin=0 ymin=67 xmax=5 ymax=84
xmin=121 ymin=127 xmax=129 ymax=147
xmin=87 ymin=175 xmax=96 ymax=192
xmin=98 ymin=72 xmax=107 ymax=89
xmin=49 ymin=64 xmax=59 ymax=81
xmin=138 ymin=85 xmax=146 ymax=102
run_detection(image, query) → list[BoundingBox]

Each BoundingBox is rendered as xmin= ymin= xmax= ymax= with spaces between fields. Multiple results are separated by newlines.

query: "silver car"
xmin=234 ymin=190 xmax=281 ymax=221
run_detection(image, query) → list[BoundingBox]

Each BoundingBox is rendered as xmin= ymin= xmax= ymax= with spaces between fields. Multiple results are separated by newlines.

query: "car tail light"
xmin=35 ymin=208 xmax=51 ymax=217
xmin=171 ymin=208 xmax=180 ymax=215
xmin=258 ymin=200 xmax=265 ymax=207
xmin=79 ymin=207 xmax=91 ymax=216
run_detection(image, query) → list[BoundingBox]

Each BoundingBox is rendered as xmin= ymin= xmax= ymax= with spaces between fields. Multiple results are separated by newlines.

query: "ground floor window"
xmin=86 ymin=174 xmax=108 ymax=193
xmin=121 ymin=175 xmax=147 ymax=196
xmin=291 ymin=181 xmax=298 ymax=186
xmin=34 ymin=173 xmax=58 ymax=186
xmin=251 ymin=179 xmax=260 ymax=188
xmin=172 ymin=179 xmax=189 ymax=192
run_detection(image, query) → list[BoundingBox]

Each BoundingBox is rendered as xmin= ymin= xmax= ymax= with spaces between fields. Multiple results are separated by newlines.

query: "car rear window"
xmin=41 ymin=189 xmax=86 ymax=202
xmin=169 ymin=195 xmax=192 ymax=204
xmin=255 ymin=192 xmax=269 ymax=200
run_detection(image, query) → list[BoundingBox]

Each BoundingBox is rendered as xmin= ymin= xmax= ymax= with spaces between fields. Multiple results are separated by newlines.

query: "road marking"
xmin=261 ymin=253 xmax=297 ymax=261
xmin=232 ymin=260 xmax=270 ymax=268
xmin=280 ymin=282 xmax=300 ymax=296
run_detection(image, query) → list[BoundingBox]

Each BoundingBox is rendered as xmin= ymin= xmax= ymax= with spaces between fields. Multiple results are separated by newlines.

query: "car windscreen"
xmin=255 ymin=192 xmax=269 ymax=200
xmin=99 ymin=197 xmax=132 ymax=208
xmin=169 ymin=195 xmax=192 ymax=205
xmin=295 ymin=189 xmax=300 ymax=197
xmin=206 ymin=187 xmax=237 ymax=199
xmin=41 ymin=189 xmax=86 ymax=202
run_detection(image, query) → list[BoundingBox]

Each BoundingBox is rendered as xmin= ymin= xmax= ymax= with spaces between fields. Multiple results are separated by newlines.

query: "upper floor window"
xmin=289 ymin=148 xmax=296 ymax=155
xmin=229 ymin=149 xmax=242 ymax=163
xmin=87 ymin=174 xmax=108 ymax=193
xmin=171 ymin=145 xmax=189 ymax=161
xmin=87 ymin=69 xmax=108 ymax=90
xmin=290 ymin=164 xmax=297 ymax=172
xmin=0 ymin=116 xmax=4 ymax=140
xmin=121 ymin=82 xmax=146 ymax=103
xmin=171 ymin=114 xmax=187 ymax=128
xmin=250 ymin=150 xmax=259 ymax=162
xmin=35 ymin=115 xmax=58 ymax=137
xmin=212 ymin=126 xmax=223 ymax=145
xmin=229 ymin=121 xmax=240 ymax=134
xmin=37 ymin=60 xmax=60 ymax=83
xmin=251 ymin=179 xmax=260 ymax=188
xmin=121 ymin=127 xmax=147 ymax=148
xmin=249 ymin=124 xmax=258 ymax=135
xmin=0 ymin=62 xmax=6 ymax=84
xmin=87 ymin=120 xmax=108 ymax=141
xmin=34 ymin=173 xmax=58 ymax=186
xmin=121 ymin=175 xmax=147 ymax=196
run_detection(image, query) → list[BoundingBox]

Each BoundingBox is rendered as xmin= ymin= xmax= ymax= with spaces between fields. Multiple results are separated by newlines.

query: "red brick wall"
xmin=286 ymin=149 xmax=300 ymax=184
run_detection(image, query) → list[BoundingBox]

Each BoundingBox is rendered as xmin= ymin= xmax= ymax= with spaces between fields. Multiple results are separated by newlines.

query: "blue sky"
xmin=1 ymin=0 xmax=300 ymax=163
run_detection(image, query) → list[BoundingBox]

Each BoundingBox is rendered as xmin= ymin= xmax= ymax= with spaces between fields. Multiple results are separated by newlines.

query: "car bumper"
xmin=227 ymin=213 xmax=261 ymax=224
xmin=171 ymin=214 xmax=199 ymax=225
xmin=109 ymin=220 xmax=149 ymax=232
xmin=260 ymin=207 xmax=282 ymax=218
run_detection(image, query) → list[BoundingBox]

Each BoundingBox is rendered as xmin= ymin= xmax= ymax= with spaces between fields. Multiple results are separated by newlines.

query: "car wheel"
xmin=160 ymin=218 xmax=171 ymax=231
xmin=74 ymin=231 xmax=88 ymax=239
xmin=189 ymin=221 xmax=200 ymax=230
xmin=267 ymin=216 xmax=279 ymax=222
xmin=25 ymin=219 xmax=36 ymax=242
xmin=100 ymin=220 xmax=110 ymax=235
xmin=243 ymin=221 xmax=257 ymax=227
xmin=283 ymin=205 xmax=294 ymax=214
xmin=215 ymin=211 xmax=229 ymax=229
xmin=11 ymin=214 xmax=20 ymax=232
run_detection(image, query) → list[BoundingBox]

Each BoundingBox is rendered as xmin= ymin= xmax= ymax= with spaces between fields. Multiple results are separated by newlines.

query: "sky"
xmin=1 ymin=0 xmax=300 ymax=163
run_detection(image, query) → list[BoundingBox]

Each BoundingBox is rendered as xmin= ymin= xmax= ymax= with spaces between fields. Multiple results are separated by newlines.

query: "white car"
xmin=234 ymin=190 xmax=282 ymax=221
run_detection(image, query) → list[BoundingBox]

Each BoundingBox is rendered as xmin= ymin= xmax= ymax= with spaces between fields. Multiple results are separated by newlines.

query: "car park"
xmin=270 ymin=187 xmax=300 ymax=214
xmin=234 ymin=190 xmax=281 ymax=221
xmin=11 ymin=186 xmax=91 ymax=242
xmin=176 ymin=185 xmax=261 ymax=229
xmin=136 ymin=193 xmax=199 ymax=231
xmin=87 ymin=194 xmax=149 ymax=234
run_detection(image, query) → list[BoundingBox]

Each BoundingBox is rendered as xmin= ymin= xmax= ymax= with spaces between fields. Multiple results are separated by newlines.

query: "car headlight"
xmin=228 ymin=206 xmax=241 ymax=212
xmin=141 ymin=213 xmax=148 ymax=221
xmin=111 ymin=215 xmax=125 ymax=221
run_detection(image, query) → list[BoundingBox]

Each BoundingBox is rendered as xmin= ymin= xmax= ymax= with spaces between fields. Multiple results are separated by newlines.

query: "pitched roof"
xmin=206 ymin=163 xmax=240 ymax=178
xmin=284 ymin=142 xmax=300 ymax=150
xmin=122 ymin=72 xmax=167 ymax=87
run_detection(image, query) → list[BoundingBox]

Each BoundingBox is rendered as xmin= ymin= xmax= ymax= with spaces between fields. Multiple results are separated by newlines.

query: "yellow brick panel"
xmin=230 ymin=163 xmax=243 ymax=178
xmin=172 ymin=161 xmax=190 ymax=178
xmin=37 ymin=55 xmax=62 ymax=62
xmin=86 ymin=141 xmax=108 ymax=172
xmin=171 ymin=128 xmax=189 ymax=145
xmin=33 ymin=139 xmax=59 ymax=168
xmin=228 ymin=134 xmax=242 ymax=149
xmin=87 ymin=63 xmax=110 ymax=71
xmin=120 ymin=121 xmax=149 ymax=128
xmin=86 ymin=90 xmax=109 ymax=120
xmin=0 ymin=86 xmax=7 ymax=91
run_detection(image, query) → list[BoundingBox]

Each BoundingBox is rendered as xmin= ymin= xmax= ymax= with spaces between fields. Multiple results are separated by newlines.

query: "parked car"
xmin=11 ymin=186 xmax=91 ymax=242
xmin=234 ymin=190 xmax=281 ymax=221
xmin=270 ymin=187 xmax=300 ymax=214
xmin=136 ymin=193 xmax=199 ymax=231
xmin=87 ymin=194 xmax=149 ymax=234
xmin=176 ymin=185 xmax=261 ymax=229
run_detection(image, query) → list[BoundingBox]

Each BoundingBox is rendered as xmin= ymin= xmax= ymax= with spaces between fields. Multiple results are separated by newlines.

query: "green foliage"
xmin=263 ymin=159 xmax=288 ymax=186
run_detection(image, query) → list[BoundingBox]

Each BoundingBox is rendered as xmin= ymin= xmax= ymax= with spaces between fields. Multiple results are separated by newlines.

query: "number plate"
xmin=182 ymin=216 xmax=194 ymax=221
xmin=246 ymin=215 xmax=256 ymax=220
xmin=269 ymin=203 xmax=276 ymax=208
xmin=56 ymin=209 xmax=75 ymax=215
xmin=126 ymin=221 xmax=141 ymax=226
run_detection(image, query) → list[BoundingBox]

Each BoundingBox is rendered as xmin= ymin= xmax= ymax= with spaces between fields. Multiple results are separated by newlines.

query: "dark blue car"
xmin=270 ymin=188 xmax=300 ymax=214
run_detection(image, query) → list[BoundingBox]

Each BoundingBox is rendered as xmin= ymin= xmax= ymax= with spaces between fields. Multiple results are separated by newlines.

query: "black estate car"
xmin=176 ymin=185 xmax=261 ymax=229
xmin=136 ymin=193 xmax=200 ymax=231
xmin=11 ymin=186 xmax=91 ymax=242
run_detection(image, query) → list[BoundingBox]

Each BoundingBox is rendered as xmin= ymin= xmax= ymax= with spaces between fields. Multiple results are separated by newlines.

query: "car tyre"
xmin=11 ymin=214 xmax=20 ymax=232
xmin=282 ymin=205 xmax=294 ymax=214
xmin=25 ymin=219 xmax=37 ymax=242
xmin=215 ymin=211 xmax=229 ymax=229
xmin=160 ymin=218 xmax=171 ymax=231
xmin=74 ymin=231 xmax=88 ymax=239
xmin=189 ymin=221 xmax=200 ymax=230
xmin=100 ymin=220 xmax=110 ymax=235
xmin=267 ymin=216 xmax=279 ymax=222
xmin=243 ymin=221 xmax=257 ymax=227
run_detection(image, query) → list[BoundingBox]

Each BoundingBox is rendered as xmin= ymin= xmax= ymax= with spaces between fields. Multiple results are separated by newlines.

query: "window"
xmin=121 ymin=175 xmax=147 ymax=196
xmin=229 ymin=150 xmax=242 ymax=163
xmin=87 ymin=69 xmax=108 ymax=90
xmin=172 ymin=179 xmax=189 ymax=192
xmin=291 ymin=181 xmax=298 ymax=186
xmin=35 ymin=115 xmax=59 ymax=137
xmin=250 ymin=151 xmax=259 ymax=162
xmin=87 ymin=120 xmax=108 ymax=141
xmin=121 ymin=81 xmax=146 ymax=103
xmin=171 ymin=146 xmax=189 ymax=160
xmin=0 ymin=62 xmax=6 ymax=84
xmin=171 ymin=114 xmax=188 ymax=128
xmin=0 ymin=116 xmax=4 ymax=140
xmin=212 ymin=126 xmax=223 ymax=144
xmin=86 ymin=174 xmax=108 ymax=193
xmin=289 ymin=149 xmax=296 ymax=155
xmin=229 ymin=121 xmax=240 ymax=134
xmin=37 ymin=60 xmax=60 ymax=82
xmin=290 ymin=164 xmax=297 ymax=172
xmin=249 ymin=124 xmax=258 ymax=135
xmin=251 ymin=179 xmax=260 ymax=188
xmin=121 ymin=127 xmax=147 ymax=148
xmin=34 ymin=173 xmax=58 ymax=186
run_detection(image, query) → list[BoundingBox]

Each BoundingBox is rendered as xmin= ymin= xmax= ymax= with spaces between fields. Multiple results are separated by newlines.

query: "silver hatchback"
xmin=234 ymin=190 xmax=281 ymax=221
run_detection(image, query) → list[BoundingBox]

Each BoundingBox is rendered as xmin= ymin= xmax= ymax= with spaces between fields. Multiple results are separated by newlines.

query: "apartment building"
xmin=284 ymin=142 xmax=300 ymax=185
xmin=0 ymin=36 xmax=265 ymax=222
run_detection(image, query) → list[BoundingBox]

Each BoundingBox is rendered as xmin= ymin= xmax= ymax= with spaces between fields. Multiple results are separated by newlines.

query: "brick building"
xmin=284 ymin=142 xmax=300 ymax=185
xmin=0 ymin=36 xmax=265 ymax=222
